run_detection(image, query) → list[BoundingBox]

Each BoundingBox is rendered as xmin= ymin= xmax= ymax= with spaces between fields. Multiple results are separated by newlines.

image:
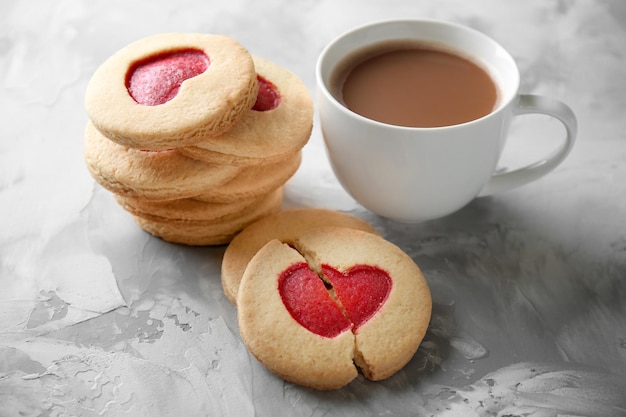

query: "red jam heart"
xmin=322 ymin=264 xmax=391 ymax=332
xmin=278 ymin=262 xmax=392 ymax=338
xmin=278 ymin=262 xmax=352 ymax=338
xmin=252 ymin=75 xmax=280 ymax=111
xmin=126 ymin=49 xmax=209 ymax=106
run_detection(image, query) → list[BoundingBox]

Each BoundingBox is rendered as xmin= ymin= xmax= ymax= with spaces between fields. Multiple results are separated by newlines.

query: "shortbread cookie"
xmin=130 ymin=188 xmax=284 ymax=246
xmin=221 ymin=208 xmax=378 ymax=305
xmin=85 ymin=33 xmax=257 ymax=150
xmin=193 ymin=151 xmax=301 ymax=204
xmin=84 ymin=122 xmax=239 ymax=201
xmin=179 ymin=55 xmax=313 ymax=166
xmin=293 ymin=227 xmax=432 ymax=382
xmin=237 ymin=239 xmax=356 ymax=389
xmin=115 ymin=192 xmax=267 ymax=222
xmin=237 ymin=227 xmax=432 ymax=389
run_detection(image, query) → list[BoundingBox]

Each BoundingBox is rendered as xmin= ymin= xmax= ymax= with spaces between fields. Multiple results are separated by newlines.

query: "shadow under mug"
xmin=316 ymin=19 xmax=577 ymax=223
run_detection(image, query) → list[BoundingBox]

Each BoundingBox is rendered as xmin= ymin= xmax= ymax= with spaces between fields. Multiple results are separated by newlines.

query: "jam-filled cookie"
xmin=237 ymin=227 xmax=432 ymax=390
xmin=130 ymin=187 xmax=284 ymax=246
xmin=193 ymin=151 xmax=301 ymax=204
xmin=221 ymin=208 xmax=379 ymax=305
xmin=114 ymin=192 xmax=267 ymax=222
xmin=84 ymin=122 xmax=239 ymax=201
xmin=179 ymin=55 xmax=313 ymax=166
xmin=85 ymin=33 xmax=258 ymax=150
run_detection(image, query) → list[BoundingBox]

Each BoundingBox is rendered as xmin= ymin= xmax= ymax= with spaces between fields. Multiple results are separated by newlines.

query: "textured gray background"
xmin=1 ymin=0 xmax=625 ymax=416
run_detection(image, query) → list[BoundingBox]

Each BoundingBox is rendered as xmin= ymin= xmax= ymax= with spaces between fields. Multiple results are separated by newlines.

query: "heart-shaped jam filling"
xmin=252 ymin=75 xmax=280 ymax=111
xmin=321 ymin=264 xmax=391 ymax=331
xmin=278 ymin=262 xmax=392 ymax=338
xmin=126 ymin=49 xmax=210 ymax=106
xmin=278 ymin=262 xmax=351 ymax=338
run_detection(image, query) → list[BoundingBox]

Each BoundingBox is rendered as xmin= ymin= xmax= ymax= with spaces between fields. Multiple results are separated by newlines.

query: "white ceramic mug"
xmin=316 ymin=19 xmax=577 ymax=222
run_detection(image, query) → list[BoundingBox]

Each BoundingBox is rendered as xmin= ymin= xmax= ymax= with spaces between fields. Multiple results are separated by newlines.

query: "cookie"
xmin=192 ymin=151 xmax=301 ymax=204
xmin=221 ymin=208 xmax=379 ymax=305
xmin=130 ymin=187 xmax=284 ymax=246
xmin=114 ymin=192 xmax=268 ymax=222
xmin=179 ymin=55 xmax=313 ymax=166
xmin=85 ymin=33 xmax=258 ymax=150
xmin=237 ymin=239 xmax=356 ymax=389
xmin=84 ymin=121 xmax=240 ymax=201
xmin=237 ymin=227 xmax=432 ymax=389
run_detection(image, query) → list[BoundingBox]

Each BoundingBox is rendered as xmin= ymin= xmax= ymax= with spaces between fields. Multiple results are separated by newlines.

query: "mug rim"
xmin=316 ymin=18 xmax=521 ymax=132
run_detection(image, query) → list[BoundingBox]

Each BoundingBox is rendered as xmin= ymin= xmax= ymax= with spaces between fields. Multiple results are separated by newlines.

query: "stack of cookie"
xmin=83 ymin=33 xmax=313 ymax=245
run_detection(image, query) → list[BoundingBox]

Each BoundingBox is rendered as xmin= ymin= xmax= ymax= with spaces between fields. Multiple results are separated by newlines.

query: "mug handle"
xmin=478 ymin=94 xmax=578 ymax=197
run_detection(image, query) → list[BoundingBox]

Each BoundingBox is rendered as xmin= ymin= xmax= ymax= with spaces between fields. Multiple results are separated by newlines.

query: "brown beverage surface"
xmin=337 ymin=42 xmax=497 ymax=127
